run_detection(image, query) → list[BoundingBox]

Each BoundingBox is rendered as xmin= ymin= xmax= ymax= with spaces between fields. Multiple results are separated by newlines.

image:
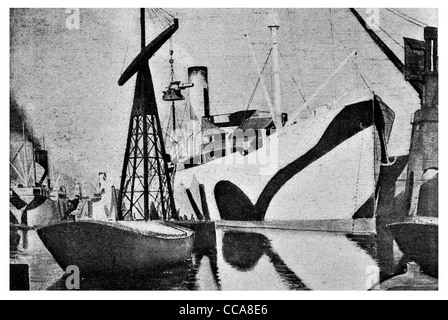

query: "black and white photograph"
xmin=7 ymin=4 xmax=440 ymax=296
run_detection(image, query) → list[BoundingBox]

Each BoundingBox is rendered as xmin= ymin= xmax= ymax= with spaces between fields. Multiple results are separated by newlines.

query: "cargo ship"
xmin=170 ymin=9 xmax=411 ymax=233
xmin=10 ymin=130 xmax=62 ymax=229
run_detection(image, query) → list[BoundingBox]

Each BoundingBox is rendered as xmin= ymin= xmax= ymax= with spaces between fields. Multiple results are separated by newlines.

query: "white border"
xmin=2 ymin=1 xmax=446 ymax=300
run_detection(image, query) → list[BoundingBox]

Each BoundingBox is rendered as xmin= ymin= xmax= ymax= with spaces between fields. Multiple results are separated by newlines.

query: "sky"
xmin=9 ymin=8 xmax=438 ymax=193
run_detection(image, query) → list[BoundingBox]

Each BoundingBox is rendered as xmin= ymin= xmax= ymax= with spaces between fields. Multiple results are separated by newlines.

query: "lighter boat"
xmin=37 ymin=220 xmax=195 ymax=275
xmin=388 ymin=217 xmax=438 ymax=278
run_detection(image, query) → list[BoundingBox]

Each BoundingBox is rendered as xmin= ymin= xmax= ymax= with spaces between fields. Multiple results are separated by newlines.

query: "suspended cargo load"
xmin=163 ymin=81 xmax=194 ymax=102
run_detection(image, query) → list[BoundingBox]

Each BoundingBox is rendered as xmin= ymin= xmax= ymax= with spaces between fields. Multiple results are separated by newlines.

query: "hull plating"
xmin=37 ymin=220 xmax=195 ymax=275
xmin=175 ymin=97 xmax=394 ymax=223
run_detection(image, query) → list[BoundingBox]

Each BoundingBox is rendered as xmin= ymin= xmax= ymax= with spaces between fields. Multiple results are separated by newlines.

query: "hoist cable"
xmin=386 ymin=8 xmax=426 ymax=28
xmin=323 ymin=10 xmax=374 ymax=94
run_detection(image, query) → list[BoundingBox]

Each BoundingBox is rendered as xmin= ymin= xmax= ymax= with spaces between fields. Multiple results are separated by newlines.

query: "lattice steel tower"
xmin=117 ymin=9 xmax=178 ymax=221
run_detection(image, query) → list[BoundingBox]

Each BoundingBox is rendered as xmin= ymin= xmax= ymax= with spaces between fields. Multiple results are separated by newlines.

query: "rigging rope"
xmin=378 ymin=24 xmax=405 ymax=49
xmin=245 ymin=31 xmax=278 ymax=128
xmin=155 ymin=8 xmax=171 ymax=26
xmin=329 ymin=8 xmax=337 ymax=102
xmin=119 ymin=17 xmax=135 ymax=77
xmin=386 ymin=8 xmax=427 ymax=28
xmin=277 ymin=49 xmax=307 ymax=105
xmin=149 ymin=8 xmax=165 ymax=32
xmin=283 ymin=11 xmax=308 ymax=106
xmin=146 ymin=7 xmax=176 ymax=35
xmin=352 ymin=123 xmax=365 ymax=231
xmin=393 ymin=9 xmax=428 ymax=26
xmin=291 ymin=76 xmax=307 ymax=104
xmin=323 ymin=10 xmax=374 ymax=94
xmin=161 ymin=8 xmax=175 ymax=19
xmin=120 ymin=46 xmax=129 ymax=76
xmin=240 ymin=47 xmax=273 ymax=127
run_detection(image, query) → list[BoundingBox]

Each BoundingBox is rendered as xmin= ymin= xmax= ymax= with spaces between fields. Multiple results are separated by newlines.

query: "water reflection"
xmin=10 ymin=225 xmax=410 ymax=291
xmin=217 ymin=228 xmax=379 ymax=290
xmin=48 ymin=261 xmax=194 ymax=291
xmin=10 ymin=230 xmax=63 ymax=291
xmin=10 ymin=226 xmax=21 ymax=252
xmin=44 ymin=242 xmax=222 ymax=291
xmin=347 ymin=233 xmax=406 ymax=283
xmin=187 ymin=248 xmax=221 ymax=291
xmin=222 ymin=231 xmax=308 ymax=290
xmin=374 ymin=155 xmax=411 ymax=282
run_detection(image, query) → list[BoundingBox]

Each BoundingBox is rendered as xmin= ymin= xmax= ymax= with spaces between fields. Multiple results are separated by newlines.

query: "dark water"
xmin=10 ymin=226 xmax=406 ymax=291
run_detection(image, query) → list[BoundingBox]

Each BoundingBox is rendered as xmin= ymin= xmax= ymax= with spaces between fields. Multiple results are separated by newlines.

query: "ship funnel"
xmin=188 ymin=67 xmax=210 ymax=120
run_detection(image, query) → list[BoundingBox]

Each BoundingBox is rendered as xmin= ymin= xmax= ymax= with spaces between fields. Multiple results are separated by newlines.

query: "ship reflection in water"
xmin=11 ymin=226 xmax=410 ymax=291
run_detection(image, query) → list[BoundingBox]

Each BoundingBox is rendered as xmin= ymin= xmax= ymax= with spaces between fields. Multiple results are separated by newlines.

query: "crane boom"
xmin=350 ymin=8 xmax=422 ymax=97
xmin=118 ymin=19 xmax=179 ymax=86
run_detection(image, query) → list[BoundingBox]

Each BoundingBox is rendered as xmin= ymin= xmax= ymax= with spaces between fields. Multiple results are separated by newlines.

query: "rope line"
xmin=291 ymin=76 xmax=307 ymax=104
xmin=278 ymin=49 xmax=307 ymax=105
xmin=149 ymin=8 xmax=165 ymax=32
xmin=239 ymin=47 xmax=273 ymax=127
xmin=155 ymin=8 xmax=171 ymax=26
xmin=390 ymin=8 xmax=428 ymax=27
xmin=120 ymin=46 xmax=129 ymax=76
xmin=323 ymin=10 xmax=374 ymax=94
xmin=329 ymin=8 xmax=337 ymax=102
xmin=378 ymin=24 xmax=405 ymax=49
xmin=386 ymin=8 xmax=426 ymax=28
xmin=352 ymin=122 xmax=366 ymax=232
xmin=160 ymin=8 xmax=175 ymax=20
xmin=245 ymin=31 xmax=278 ymax=127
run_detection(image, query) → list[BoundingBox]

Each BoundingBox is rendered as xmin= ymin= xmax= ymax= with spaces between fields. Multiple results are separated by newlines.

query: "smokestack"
xmin=35 ymin=150 xmax=49 ymax=187
xmin=188 ymin=67 xmax=210 ymax=120
xmin=10 ymin=93 xmax=42 ymax=150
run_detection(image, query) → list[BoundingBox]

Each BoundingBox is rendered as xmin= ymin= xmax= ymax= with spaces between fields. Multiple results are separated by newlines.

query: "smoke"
xmin=10 ymin=92 xmax=42 ymax=150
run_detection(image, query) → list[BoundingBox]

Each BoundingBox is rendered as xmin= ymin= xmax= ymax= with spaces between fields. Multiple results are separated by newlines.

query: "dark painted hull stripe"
xmin=215 ymin=98 xmax=394 ymax=221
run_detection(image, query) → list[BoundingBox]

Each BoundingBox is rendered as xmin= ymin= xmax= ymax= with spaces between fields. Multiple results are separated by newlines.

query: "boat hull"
xmin=388 ymin=218 xmax=438 ymax=278
xmin=175 ymin=96 xmax=394 ymax=227
xmin=37 ymin=220 xmax=195 ymax=275
xmin=371 ymin=262 xmax=438 ymax=291
xmin=22 ymin=196 xmax=61 ymax=228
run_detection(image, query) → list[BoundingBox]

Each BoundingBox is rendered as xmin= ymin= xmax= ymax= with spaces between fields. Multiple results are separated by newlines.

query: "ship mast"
xmin=140 ymin=8 xmax=145 ymax=50
xmin=22 ymin=122 xmax=29 ymax=187
xmin=32 ymin=129 xmax=37 ymax=187
xmin=269 ymin=11 xmax=283 ymax=127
